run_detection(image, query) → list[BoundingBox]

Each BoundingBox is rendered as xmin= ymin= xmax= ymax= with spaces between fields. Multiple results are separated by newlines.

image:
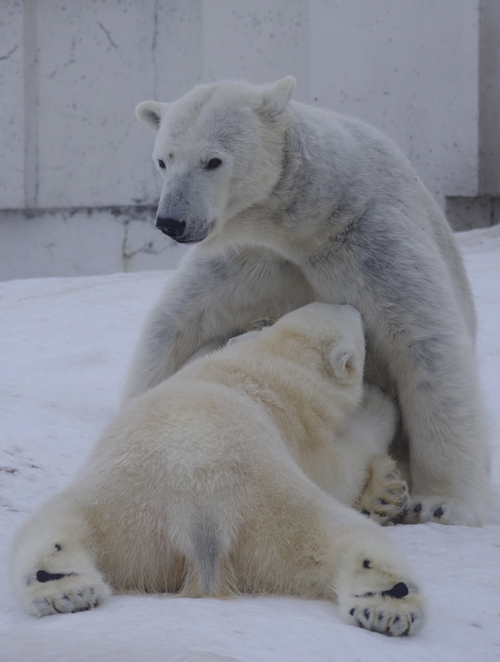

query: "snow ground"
xmin=1 ymin=226 xmax=499 ymax=662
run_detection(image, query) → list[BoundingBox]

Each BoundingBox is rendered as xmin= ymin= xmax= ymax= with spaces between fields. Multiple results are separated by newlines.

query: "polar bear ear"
xmin=226 ymin=330 xmax=261 ymax=348
xmin=259 ymin=76 xmax=296 ymax=120
xmin=135 ymin=101 xmax=169 ymax=132
xmin=327 ymin=347 xmax=358 ymax=382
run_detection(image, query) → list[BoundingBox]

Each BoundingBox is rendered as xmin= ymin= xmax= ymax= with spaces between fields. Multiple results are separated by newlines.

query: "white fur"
xmin=10 ymin=304 xmax=424 ymax=636
xmin=128 ymin=77 xmax=491 ymax=526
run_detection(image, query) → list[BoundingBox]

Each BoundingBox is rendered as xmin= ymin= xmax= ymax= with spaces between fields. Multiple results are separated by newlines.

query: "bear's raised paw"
xmin=357 ymin=456 xmax=409 ymax=525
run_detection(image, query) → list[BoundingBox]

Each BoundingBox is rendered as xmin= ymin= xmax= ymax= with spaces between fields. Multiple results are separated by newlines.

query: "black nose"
xmin=156 ymin=216 xmax=186 ymax=240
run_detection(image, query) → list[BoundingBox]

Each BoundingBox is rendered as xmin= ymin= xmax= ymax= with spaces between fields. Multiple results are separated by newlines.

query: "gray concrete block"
xmin=0 ymin=207 xmax=187 ymax=281
xmin=446 ymin=196 xmax=500 ymax=231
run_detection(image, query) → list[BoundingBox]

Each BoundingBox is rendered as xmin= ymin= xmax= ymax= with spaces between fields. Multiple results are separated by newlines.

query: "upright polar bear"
xmin=11 ymin=304 xmax=424 ymax=636
xmin=129 ymin=76 xmax=491 ymax=526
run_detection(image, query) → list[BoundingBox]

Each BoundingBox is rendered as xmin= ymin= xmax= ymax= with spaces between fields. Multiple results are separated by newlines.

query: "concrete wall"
xmin=1 ymin=0 xmax=499 ymax=280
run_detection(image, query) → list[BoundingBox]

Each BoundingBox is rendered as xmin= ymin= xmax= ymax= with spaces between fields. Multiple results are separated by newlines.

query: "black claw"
xmin=55 ymin=544 xmax=61 ymax=552
xmin=350 ymin=608 xmax=355 ymax=616
xmin=434 ymin=506 xmax=444 ymax=518
xmin=381 ymin=582 xmax=409 ymax=599
xmin=413 ymin=503 xmax=422 ymax=513
xmin=361 ymin=510 xmax=370 ymax=516
xmin=363 ymin=608 xmax=371 ymax=620
xmin=363 ymin=559 xmax=371 ymax=568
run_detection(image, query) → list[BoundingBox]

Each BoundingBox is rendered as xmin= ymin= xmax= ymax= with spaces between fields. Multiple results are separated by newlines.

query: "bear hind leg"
xmin=236 ymin=482 xmax=425 ymax=635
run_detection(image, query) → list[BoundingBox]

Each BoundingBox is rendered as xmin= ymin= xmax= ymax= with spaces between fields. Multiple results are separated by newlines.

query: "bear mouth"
xmin=175 ymin=236 xmax=205 ymax=244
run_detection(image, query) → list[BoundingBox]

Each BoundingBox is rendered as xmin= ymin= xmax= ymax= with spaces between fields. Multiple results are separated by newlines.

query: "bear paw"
xmin=357 ymin=456 xmax=409 ymax=525
xmin=26 ymin=568 xmax=110 ymax=616
xmin=403 ymin=496 xmax=484 ymax=526
xmin=339 ymin=556 xmax=425 ymax=636
xmin=347 ymin=582 xmax=425 ymax=636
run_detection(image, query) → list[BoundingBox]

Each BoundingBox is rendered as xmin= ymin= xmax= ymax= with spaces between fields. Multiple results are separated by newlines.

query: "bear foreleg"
xmin=122 ymin=246 xmax=312 ymax=401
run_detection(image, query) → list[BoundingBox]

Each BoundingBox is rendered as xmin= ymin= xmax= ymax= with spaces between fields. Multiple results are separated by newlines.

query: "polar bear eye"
xmin=206 ymin=158 xmax=222 ymax=170
xmin=158 ymin=159 xmax=166 ymax=169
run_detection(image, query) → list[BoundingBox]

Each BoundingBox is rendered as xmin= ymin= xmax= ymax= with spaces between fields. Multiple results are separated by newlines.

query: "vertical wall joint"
xmin=23 ymin=0 xmax=38 ymax=208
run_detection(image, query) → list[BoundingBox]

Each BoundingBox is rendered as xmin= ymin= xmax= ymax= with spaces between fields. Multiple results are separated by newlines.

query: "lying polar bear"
xmin=10 ymin=304 xmax=424 ymax=636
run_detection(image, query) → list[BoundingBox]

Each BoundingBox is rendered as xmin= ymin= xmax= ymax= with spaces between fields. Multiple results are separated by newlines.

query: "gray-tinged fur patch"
xmin=191 ymin=516 xmax=220 ymax=596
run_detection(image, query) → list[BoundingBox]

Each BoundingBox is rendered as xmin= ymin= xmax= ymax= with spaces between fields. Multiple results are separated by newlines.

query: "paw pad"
xmin=36 ymin=570 xmax=73 ymax=583
xmin=380 ymin=582 xmax=409 ymax=599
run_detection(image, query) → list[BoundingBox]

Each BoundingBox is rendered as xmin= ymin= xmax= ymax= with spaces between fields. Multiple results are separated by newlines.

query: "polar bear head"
xmin=136 ymin=77 xmax=295 ymax=246
xmin=229 ymin=303 xmax=366 ymax=395
xmin=272 ymin=303 xmax=366 ymax=386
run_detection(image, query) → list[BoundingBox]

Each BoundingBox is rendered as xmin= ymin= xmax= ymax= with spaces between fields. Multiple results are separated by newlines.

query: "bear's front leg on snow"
xmin=122 ymin=246 xmax=312 ymax=401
